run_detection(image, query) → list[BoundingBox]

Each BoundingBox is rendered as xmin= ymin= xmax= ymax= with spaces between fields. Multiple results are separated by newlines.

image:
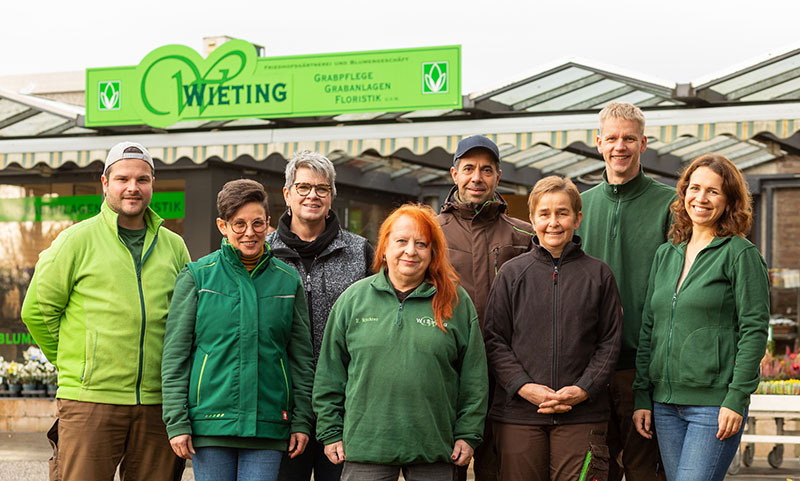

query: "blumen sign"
xmin=86 ymin=40 xmax=461 ymax=128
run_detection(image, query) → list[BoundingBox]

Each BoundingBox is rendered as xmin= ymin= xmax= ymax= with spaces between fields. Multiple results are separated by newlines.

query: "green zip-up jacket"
xmin=313 ymin=271 xmax=489 ymax=465
xmin=633 ymin=236 xmax=770 ymax=415
xmin=21 ymin=201 xmax=190 ymax=405
xmin=161 ymin=239 xmax=315 ymax=447
xmin=578 ymin=169 xmax=675 ymax=369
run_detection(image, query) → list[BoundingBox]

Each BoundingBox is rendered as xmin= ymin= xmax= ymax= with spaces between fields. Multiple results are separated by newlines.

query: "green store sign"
xmin=86 ymin=41 xmax=461 ymax=128
xmin=0 ymin=192 xmax=184 ymax=222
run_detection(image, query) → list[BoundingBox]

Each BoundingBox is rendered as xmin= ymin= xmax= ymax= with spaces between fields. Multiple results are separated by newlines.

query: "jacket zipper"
xmin=279 ymin=358 xmax=290 ymax=411
xmin=611 ymin=186 xmax=621 ymax=239
xmin=196 ymin=353 xmax=208 ymax=405
xmin=664 ymin=243 xmax=712 ymax=401
xmin=133 ymin=229 xmax=159 ymax=405
xmin=552 ymin=261 xmax=560 ymax=424
xmin=304 ymin=257 xmax=318 ymax=343
xmin=665 ymin=292 xmax=677 ymax=401
xmin=396 ymin=301 xmax=404 ymax=325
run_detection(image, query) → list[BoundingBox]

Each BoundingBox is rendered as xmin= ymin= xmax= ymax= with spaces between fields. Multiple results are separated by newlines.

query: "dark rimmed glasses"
xmin=293 ymin=182 xmax=332 ymax=198
xmin=228 ymin=218 xmax=268 ymax=234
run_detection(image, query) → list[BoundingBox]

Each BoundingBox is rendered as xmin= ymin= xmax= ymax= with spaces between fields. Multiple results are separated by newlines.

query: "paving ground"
xmin=0 ymin=431 xmax=797 ymax=480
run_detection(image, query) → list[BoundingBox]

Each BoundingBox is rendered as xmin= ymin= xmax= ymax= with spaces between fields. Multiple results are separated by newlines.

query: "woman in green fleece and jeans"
xmin=632 ymin=154 xmax=770 ymax=481
xmin=313 ymin=204 xmax=488 ymax=481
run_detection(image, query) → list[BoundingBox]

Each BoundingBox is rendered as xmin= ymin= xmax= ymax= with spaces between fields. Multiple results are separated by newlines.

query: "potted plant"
xmin=757 ymin=346 xmax=800 ymax=395
xmin=6 ymin=361 xmax=22 ymax=395
xmin=44 ymin=361 xmax=58 ymax=397
xmin=20 ymin=360 xmax=42 ymax=395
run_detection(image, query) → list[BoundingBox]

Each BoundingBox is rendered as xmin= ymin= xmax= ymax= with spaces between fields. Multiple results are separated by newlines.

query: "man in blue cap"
xmin=438 ymin=135 xmax=533 ymax=481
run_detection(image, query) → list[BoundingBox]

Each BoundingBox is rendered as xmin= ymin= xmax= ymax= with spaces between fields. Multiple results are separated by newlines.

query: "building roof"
xmin=3 ymin=45 xmax=800 ymax=191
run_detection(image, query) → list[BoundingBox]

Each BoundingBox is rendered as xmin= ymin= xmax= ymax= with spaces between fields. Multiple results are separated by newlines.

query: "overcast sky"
xmin=4 ymin=0 xmax=800 ymax=93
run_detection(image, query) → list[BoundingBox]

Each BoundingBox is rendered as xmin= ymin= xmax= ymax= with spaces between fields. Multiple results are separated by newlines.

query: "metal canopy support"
xmin=566 ymin=86 xmax=635 ymax=110
xmin=513 ymin=73 xmax=607 ymax=111
xmin=0 ymin=108 xmax=39 ymax=130
xmin=499 ymin=161 xmax=542 ymax=186
xmin=723 ymin=65 xmax=800 ymax=100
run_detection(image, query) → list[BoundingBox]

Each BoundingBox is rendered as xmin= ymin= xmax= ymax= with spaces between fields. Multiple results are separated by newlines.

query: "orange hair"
xmin=373 ymin=203 xmax=460 ymax=331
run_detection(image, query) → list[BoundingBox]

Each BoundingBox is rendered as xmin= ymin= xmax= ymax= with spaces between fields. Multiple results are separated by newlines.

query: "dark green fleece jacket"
xmin=633 ymin=236 xmax=770 ymax=415
xmin=579 ymin=169 xmax=676 ymax=369
xmin=313 ymin=271 xmax=488 ymax=465
xmin=161 ymin=239 xmax=314 ymax=450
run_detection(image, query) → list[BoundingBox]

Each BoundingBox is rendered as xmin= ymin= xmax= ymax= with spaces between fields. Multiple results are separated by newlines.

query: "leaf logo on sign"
xmin=423 ymin=62 xmax=448 ymax=94
xmin=98 ymin=81 xmax=121 ymax=111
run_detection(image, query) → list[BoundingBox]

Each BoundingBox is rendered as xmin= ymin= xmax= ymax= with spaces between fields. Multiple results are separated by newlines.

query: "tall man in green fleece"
xmin=578 ymin=102 xmax=674 ymax=481
xmin=22 ymin=142 xmax=191 ymax=481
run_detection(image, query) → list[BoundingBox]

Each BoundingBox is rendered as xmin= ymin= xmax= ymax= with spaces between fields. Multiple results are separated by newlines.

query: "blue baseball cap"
xmin=453 ymin=135 xmax=500 ymax=166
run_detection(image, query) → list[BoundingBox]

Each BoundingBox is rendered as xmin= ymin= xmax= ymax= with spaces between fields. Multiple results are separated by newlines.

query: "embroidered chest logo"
xmin=416 ymin=317 xmax=447 ymax=328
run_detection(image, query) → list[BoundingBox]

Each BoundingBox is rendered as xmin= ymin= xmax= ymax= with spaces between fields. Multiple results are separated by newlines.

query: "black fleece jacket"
xmin=483 ymin=236 xmax=622 ymax=425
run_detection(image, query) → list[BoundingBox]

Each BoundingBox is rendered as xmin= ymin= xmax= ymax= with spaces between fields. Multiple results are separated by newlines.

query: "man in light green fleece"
xmin=578 ymin=102 xmax=675 ymax=481
xmin=22 ymin=141 xmax=191 ymax=481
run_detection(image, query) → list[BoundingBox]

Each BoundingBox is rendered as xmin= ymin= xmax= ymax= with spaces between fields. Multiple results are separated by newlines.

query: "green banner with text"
xmin=86 ymin=41 xmax=461 ymax=128
xmin=0 ymin=192 xmax=184 ymax=222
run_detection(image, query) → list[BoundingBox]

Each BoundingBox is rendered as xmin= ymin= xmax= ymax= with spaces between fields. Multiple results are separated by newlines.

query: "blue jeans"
xmin=653 ymin=403 xmax=747 ymax=481
xmin=193 ymin=446 xmax=282 ymax=481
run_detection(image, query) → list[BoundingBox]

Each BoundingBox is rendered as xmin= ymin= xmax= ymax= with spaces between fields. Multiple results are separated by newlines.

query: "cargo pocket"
xmin=584 ymin=429 xmax=610 ymax=481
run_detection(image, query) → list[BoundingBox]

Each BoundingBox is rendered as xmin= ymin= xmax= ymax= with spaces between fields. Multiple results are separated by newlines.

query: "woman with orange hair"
xmin=312 ymin=203 xmax=489 ymax=481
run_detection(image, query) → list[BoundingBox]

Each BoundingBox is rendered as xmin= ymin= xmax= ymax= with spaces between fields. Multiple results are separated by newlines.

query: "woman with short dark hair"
xmin=162 ymin=179 xmax=315 ymax=481
xmin=633 ymin=154 xmax=770 ymax=481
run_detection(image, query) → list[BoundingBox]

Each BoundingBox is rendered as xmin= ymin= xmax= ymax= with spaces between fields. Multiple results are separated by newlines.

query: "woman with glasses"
xmin=266 ymin=151 xmax=374 ymax=481
xmin=162 ymin=179 xmax=315 ymax=481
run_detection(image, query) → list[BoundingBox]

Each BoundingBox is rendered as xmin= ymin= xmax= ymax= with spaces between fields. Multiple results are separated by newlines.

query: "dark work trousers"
xmin=278 ymin=434 xmax=343 ymax=481
xmin=494 ymin=421 xmax=609 ymax=481
xmin=606 ymin=369 xmax=666 ymax=481
xmin=458 ymin=374 xmax=498 ymax=481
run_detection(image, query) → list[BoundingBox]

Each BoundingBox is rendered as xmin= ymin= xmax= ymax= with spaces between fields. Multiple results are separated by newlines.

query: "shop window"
xmin=0 ymin=180 xmax=185 ymax=361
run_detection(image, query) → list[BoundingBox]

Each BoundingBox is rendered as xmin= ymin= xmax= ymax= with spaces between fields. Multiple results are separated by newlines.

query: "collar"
xmin=440 ymin=185 xmax=508 ymax=221
xmin=370 ymin=268 xmax=436 ymax=299
xmin=220 ymin=237 xmax=273 ymax=274
xmin=670 ymin=235 xmax=730 ymax=253
xmin=601 ymin=167 xmax=651 ymax=200
xmin=530 ymin=234 xmax=584 ymax=265
xmin=100 ymin=200 xmax=162 ymax=235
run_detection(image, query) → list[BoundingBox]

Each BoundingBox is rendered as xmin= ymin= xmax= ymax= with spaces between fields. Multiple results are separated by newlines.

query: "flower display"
xmin=758 ymin=346 xmax=800 ymax=395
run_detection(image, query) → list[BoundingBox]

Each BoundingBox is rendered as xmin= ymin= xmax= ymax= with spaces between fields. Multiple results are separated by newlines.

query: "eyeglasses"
xmin=228 ymin=219 xmax=268 ymax=234
xmin=293 ymin=182 xmax=332 ymax=198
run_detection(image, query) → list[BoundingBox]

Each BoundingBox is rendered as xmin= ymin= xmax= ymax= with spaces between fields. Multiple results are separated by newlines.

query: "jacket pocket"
xmin=585 ymin=429 xmax=610 ymax=481
xmin=679 ymin=328 xmax=721 ymax=385
xmin=81 ymin=331 xmax=97 ymax=388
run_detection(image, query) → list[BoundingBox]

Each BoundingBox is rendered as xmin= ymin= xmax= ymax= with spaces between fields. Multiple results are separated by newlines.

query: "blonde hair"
xmin=599 ymin=102 xmax=645 ymax=135
xmin=527 ymin=176 xmax=582 ymax=217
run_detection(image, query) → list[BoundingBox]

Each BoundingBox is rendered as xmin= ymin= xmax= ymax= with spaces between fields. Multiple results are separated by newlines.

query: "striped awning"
xmin=1 ymin=102 xmax=797 ymax=184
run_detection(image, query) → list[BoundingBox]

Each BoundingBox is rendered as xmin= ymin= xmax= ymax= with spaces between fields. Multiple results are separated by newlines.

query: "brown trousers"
xmin=52 ymin=399 xmax=184 ymax=481
xmin=606 ymin=369 xmax=666 ymax=481
xmin=494 ymin=422 xmax=608 ymax=481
